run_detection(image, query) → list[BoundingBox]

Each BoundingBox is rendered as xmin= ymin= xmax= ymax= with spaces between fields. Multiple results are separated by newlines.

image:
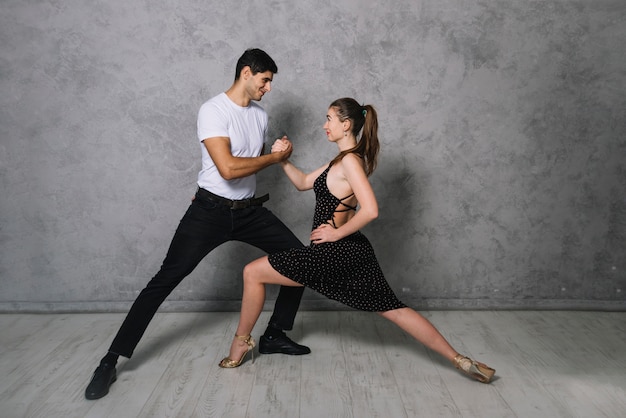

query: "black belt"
xmin=197 ymin=188 xmax=269 ymax=209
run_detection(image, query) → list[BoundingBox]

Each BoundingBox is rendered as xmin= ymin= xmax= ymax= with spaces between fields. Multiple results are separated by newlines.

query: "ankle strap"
xmin=235 ymin=334 xmax=252 ymax=343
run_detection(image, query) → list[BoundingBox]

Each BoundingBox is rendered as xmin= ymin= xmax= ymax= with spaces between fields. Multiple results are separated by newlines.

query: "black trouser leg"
xmin=109 ymin=198 xmax=229 ymax=357
xmin=108 ymin=196 xmax=306 ymax=358
xmin=268 ymin=286 xmax=305 ymax=331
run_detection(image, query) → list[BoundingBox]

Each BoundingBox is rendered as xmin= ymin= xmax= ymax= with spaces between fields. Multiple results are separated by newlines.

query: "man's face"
xmin=246 ymin=70 xmax=273 ymax=101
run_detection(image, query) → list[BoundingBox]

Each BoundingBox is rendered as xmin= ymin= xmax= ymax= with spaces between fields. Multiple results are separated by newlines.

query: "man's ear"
xmin=241 ymin=66 xmax=251 ymax=80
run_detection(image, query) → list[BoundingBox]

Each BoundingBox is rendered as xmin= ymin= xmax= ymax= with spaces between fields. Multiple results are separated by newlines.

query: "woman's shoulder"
xmin=339 ymin=152 xmax=365 ymax=170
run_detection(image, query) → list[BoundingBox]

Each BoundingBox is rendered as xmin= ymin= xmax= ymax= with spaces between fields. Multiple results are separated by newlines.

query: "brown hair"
xmin=329 ymin=98 xmax=379 ymax=176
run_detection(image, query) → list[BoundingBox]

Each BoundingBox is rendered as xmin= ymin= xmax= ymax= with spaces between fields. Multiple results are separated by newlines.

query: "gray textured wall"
xmin=1 ymin=0 xmax=624 ymax=312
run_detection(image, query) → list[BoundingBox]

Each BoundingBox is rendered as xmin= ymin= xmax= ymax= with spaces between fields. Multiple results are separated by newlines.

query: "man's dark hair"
xmin=235 ymin=48 xmax=278 ymax=80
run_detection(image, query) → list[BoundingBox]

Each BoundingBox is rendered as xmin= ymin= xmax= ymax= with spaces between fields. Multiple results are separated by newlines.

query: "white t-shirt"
xmin=196 ymin=92 xmax=268 ymax=200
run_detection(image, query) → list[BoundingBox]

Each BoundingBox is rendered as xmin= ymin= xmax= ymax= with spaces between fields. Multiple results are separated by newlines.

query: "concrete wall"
xmin=1 ymin=0 xmax=624 ymax=312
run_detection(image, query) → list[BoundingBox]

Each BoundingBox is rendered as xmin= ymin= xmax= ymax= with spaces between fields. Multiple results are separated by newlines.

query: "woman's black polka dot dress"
xmin=268 ymin=164 xmax=406 ymax=312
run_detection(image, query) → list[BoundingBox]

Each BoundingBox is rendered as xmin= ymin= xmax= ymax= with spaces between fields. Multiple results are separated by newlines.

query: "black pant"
xmin=109 ymin=188 xmax=305 ymax=358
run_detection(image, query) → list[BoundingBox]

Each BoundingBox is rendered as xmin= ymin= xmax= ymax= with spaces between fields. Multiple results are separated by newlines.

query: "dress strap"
xmin=334 ymin=193 xmax=357 ymax=212
xmin=328 ymin=193 xmax=357 ymax=228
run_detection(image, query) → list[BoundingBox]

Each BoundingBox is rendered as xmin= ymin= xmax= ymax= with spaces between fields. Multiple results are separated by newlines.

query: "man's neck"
xmin=225 ymin=84 xmax=250 ymax=107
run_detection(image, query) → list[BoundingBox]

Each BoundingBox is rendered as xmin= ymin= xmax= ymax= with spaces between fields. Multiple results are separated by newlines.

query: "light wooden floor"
xmin=1 ymin=310 xmax=625 ymax=418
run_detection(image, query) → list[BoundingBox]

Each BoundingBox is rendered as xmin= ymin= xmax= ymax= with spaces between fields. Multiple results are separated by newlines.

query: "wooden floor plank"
xmin=0 ymin=311 xmax=624 ymax=418
xmin=85 ymin=312 xmax=204 ymax=418
xmin=244 ymin=313 xmax=303 ymax=418
xmin=298 ymin=311 xmax=354 ymax=418
xmin=0 ymin=314 xmax=122 ymax=417
xmin=373 ymin=312 xmax=463 ymax=417
xmin=339 ymin=312 xmax=410 ymax=418
xmin=192 ymin=311 xmax=277 ymax=418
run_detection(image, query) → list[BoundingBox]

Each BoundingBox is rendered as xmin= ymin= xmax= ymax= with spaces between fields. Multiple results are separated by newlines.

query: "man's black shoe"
xmin=85 ymin=363 xmax=117 ymax=400
xmin=258 ymin=334 xmax=311 ymax=355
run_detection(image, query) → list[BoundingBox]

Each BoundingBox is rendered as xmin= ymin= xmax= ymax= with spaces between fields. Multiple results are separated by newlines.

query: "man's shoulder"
xmin=200 ymin=92 xmax=227 ymax=109
xmin=198 ymin=94 xmax=232 ymax=123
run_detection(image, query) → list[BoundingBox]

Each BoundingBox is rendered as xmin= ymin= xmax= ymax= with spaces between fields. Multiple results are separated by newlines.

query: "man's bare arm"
xmin=203 ymin=137 xmax=292 ymax=180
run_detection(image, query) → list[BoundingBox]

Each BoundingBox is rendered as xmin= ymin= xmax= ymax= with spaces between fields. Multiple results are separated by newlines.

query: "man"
xmin=85 ymin=48 xmax=310 ymax=400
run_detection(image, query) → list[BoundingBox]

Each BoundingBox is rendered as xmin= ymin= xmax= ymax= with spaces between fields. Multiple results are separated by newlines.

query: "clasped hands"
xmin=271 ymin=135 xmax=293 ymax=157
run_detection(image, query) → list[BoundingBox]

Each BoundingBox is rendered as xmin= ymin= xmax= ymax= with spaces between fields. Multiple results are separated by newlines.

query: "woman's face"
xmin=323 ymin=107 xmax=345 ymax=142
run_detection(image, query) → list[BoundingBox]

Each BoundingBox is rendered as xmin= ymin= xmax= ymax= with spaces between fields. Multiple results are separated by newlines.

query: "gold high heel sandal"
xmin=219 ymin=334 xmax=256 ymax=368
xmin=453 ymin=354 xmax=495 ymax=383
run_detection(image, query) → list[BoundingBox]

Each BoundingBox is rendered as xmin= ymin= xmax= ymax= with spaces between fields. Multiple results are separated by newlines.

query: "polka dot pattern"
xmin=269 ymin=165 xmax=406 ymax=312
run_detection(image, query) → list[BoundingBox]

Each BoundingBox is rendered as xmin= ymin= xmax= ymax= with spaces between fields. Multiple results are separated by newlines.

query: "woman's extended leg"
xmin=378 ymin=308 xmax=495 ymax=383
xmin=221 ymin=256 xmax=303 ymax=366
xmin=378 ymin=308 xmax=458 ymax=360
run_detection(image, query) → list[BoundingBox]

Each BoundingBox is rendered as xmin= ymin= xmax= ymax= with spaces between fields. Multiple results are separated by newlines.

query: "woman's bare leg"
xmin=378 ymin=308 xmax=458 ymax=361
xmin=378 ymin=308 xmax=495 ymax=382
xmin=224 ymin=256 xmax=303 ymax=362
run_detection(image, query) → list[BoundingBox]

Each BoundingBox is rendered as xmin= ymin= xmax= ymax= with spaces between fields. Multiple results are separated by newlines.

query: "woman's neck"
xmin=337 ymin=135 xmax=357 ymax=152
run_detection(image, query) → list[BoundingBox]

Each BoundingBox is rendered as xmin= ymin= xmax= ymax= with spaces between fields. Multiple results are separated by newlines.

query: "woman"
xmin=219 ymin=98 xmax=495 ymax=383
